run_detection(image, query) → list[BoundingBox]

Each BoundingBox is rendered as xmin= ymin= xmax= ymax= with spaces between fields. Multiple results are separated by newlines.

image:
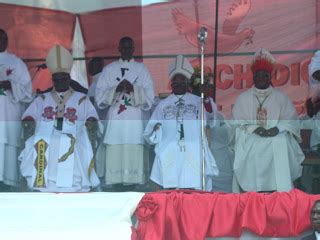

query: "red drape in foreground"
xmin=132 ymin=189 xmax=320 ymax=240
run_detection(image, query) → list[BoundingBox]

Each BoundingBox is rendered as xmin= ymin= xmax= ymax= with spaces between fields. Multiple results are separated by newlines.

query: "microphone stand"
xmin=29 ymin=64 xmax=46 ymax=95
xmin=30 ymin=65 xmax=43 ymax=82
xmin=199 ymin=36 xmax=206 ymax=191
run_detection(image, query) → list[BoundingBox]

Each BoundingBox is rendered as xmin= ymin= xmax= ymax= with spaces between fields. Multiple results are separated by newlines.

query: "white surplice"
xmin=232 ymin=86 xmax=304 ymax=192
xmin=144 ymin=92 xmax=219 ymax=190
xmin=0 ymin=50 xmax=32 ymax=186
xmin=19 ymin=90 xmax=100 ymax=192
xmin=95 ymin=59 xmax=154 ymax=185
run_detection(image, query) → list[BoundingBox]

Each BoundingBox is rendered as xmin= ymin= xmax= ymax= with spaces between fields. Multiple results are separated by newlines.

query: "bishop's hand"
xmin=265 ymin=127 xmax=279 ymax=137
xmin=153 ymin=123 xmax=162 ymax=132
xmin=22 ymin=117 xmax=36 ymax=141
xmin=0 ymin=80 xmax=11 ymax=90
xmin=116 ymin=79 xmax=133 ymax=93
xmin=253 ymin=126 xmax=267 ymax=137
xmin=313 ymin=96 xmax=320 ymax=114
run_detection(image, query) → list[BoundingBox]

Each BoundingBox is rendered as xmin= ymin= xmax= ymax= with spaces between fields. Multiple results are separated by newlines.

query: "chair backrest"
xmin=300 ymin=129 xmax=312 ymax=150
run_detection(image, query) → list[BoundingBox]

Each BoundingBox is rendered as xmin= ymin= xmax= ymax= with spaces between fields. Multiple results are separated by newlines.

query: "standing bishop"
xmin=144 ymin=55 xmax=218 ymax=190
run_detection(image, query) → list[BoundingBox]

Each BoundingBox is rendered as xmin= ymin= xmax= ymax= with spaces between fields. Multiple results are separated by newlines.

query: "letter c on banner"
xmin=217 ymin=64 xmax=233 ymax=90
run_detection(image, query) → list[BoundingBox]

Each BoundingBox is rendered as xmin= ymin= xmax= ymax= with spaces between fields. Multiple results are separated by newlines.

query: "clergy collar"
xmin=0 ymin=50 xmax=8 ymax=56
xmin=119 ymin=58 xmax=134 ymax=63
xmin=174 ymin=94 xmax=186 ymax=102
xmin=92 ymin=72 xmax=101 ymax=81
xmin=253 ymin=86 xmax=272 ymax=98
xmin=53 ymin=87 xmax=73 ymax=94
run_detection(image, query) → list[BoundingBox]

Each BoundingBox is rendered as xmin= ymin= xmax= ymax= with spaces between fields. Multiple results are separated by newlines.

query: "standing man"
xmin=95 ymin=37 xmax=154 ymax=190
xmin=232 ymin=48 xmax=304 ymax=192
xmin=144 ymin=55 xmax=218 ymax=190
xmin=19 ymin=45 xmax=99 ymax=192
xmin=0 ymin=28 xmax=32 ymax=190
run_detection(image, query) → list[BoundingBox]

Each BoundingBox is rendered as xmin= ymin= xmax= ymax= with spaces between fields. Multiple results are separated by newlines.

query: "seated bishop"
xmin=19 ymin=45 xmax=100 ymax=192
xmin=232 ymin=48 xmax=304 ymax=192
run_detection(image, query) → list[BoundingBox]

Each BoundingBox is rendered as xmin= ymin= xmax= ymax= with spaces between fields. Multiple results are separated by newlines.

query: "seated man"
xmin=144 ymin=55 xmax=219 ymax=190
xmin=232 ymin=48 xmax=304 ymax=192
xmin=19 ymin=45 xmax=100 ymax=192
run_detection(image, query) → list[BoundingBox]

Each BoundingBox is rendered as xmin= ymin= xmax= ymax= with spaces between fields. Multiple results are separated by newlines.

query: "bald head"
xmin=0 ymin=29 xmax=8 ymax=52
xmin=118 ymin=36 xmax=134 ymax=61
xmin=311 ymin=200 xmax=320 ymax=232
xmin=119 ymin=36 xmax=134 ymax=46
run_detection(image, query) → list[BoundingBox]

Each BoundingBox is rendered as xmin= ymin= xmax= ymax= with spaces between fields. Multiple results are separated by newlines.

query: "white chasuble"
xmin=232 ymin=87 xmax=304 ymax=192
xmin=19 ymin=91 xmax=100 ymax=192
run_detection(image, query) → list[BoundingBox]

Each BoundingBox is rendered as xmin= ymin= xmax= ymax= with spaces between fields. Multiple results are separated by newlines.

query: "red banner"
xmin=0 ymin=0 xmax=318 ymax=114
xmin=79 ymin=6 xmax=143 ymax=58
xmin=0 ymin=3 xmax=76 ymax=91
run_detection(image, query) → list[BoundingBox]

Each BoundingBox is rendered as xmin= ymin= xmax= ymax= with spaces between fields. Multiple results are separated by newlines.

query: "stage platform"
xmin=0 ymin=190 xmax=318 ymax=240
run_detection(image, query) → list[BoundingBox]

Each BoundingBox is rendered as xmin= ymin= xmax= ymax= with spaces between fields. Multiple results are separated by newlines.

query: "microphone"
xmin=198 ymin=27 xmax=208 ymax=44
xmin=35 ymin=63 xmax=47 ymax=69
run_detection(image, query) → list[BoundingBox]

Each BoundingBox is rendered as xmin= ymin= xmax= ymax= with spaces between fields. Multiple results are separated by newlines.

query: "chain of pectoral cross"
xmin=175 ymin=97 xmax=186 ymax=152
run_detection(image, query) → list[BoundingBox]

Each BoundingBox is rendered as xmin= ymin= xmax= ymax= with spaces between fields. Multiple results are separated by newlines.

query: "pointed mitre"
xmin=251 ymin=48 xmax=276 ymax=74
xmin=309 ymin=50 xmax=320 ymax=76
xmin=46 ymin=45 xmax=73 ymax=74
xmin=168 ymin=55 xmax=194 ymax=80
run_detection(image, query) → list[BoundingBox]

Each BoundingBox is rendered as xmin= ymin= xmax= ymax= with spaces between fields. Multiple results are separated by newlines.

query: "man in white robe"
xmin=95 ymin=37 xmax=154 ymax=188
xmin=0 ymin=29 xmax=32 ymax=189
xmin=19 ymin=45 xmax=100 ymax=192
xmin=144 ymin=55 xmax=219 ymax=190
xmin=232 ymin=48 xmax=304 ymax=192
xmin=301 ymin=51 xmax=320 ymax=150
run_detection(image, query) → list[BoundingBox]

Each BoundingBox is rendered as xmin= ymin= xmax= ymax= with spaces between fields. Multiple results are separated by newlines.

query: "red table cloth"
xmin=133 ymin=189 xmax=320 ymax=240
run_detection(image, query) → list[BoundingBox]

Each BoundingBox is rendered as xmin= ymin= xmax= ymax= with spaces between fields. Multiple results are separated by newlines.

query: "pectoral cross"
xmin=121 ymin=68 xmax=129 ymax=77
xmin=257 ymin=107 xmax=267 ymax=127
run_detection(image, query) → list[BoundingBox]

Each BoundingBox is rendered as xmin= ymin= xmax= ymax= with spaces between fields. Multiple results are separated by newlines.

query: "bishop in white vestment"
xmin=19 ymin=45 xmax=99 ymax=192
xmin=0 ymin=29 xmax=32 ymax=187
xmin=95 ymin=37 xmax=154 ymax=186
xmin=232 ymin=48 xmax=304 ymax=192
xmin=144 ymin=55 xmax=219 ymax=190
